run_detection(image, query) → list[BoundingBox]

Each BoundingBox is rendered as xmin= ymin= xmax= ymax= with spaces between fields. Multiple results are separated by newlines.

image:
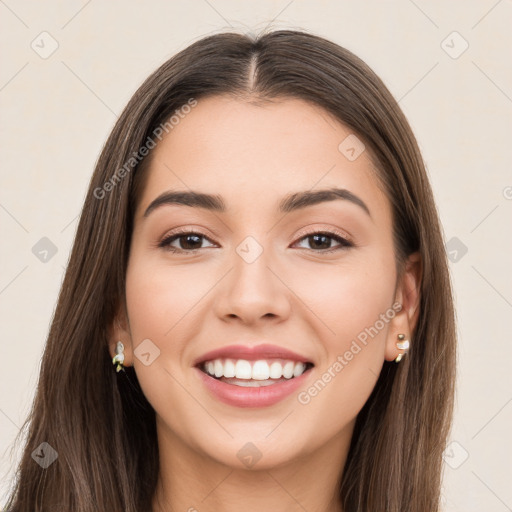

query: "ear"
xmin=384 ymin=252 xmax=422 ymax=362
xmin=107 ymin=302 xmax=133 ymax=368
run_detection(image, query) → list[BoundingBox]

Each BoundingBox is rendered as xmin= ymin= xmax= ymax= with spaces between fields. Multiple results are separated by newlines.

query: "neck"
xmin=151 ymin=419 xmax=352 ymax=512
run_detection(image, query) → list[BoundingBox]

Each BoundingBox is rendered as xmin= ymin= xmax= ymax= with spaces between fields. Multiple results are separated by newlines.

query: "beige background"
xmin=1 ymin=1 xmax=511 ymax=510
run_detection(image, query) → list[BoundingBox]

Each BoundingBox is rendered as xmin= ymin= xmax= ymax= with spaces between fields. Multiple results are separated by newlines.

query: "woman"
xmin=5 ymin=29 xmax=456 ymax=512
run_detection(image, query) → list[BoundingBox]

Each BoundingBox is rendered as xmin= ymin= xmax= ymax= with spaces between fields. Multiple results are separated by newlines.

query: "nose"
xmin=213 ymin=248 xmax=291 ymax=325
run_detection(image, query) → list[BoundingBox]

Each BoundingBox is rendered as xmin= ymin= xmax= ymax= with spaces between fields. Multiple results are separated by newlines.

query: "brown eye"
xmin=159 ymin=232 xmax=215 ymax=252
xmin=294 ymin=232 xmax=352 ymax=252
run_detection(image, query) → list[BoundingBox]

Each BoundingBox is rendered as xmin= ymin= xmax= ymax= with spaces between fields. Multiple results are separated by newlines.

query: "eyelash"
xmin=158 ymin=227 xmax=354 ymax=254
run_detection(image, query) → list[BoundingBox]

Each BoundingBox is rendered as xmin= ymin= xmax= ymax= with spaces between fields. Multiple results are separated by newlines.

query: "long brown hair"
xmin=5 ymin=29 xmax=456 ymax=512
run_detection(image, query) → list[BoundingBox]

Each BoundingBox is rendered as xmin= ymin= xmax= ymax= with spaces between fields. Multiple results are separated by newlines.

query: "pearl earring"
xmin=395 ymin=334 xmax=410 ymax=363
xmin=112 ymin=341 xmax=125 ymax=372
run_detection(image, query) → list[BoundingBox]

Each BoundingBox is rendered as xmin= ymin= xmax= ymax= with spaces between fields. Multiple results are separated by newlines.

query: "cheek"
xmin=291 ymin=251 xmax=396 ymax=418
xmin=123 ymin=256 xmax=215 ymax=438
xmin=123 ymin=255 xmax=208 ymax=393
xmin=125 ymin=255 xmax=213 ymax=343
xmin=291 ymin=251 xmax=396 ymax=352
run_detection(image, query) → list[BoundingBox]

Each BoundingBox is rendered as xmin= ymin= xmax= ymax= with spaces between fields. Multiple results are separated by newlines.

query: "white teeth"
xmin=214 ymin=359 xmax=223 ymax=378
xmin=202 ymin=358 xmax=310 ymax=380
xmin=293 ymin=362 xmax=306 ymax=377
xmin=269 ymin=361 xmax=282 ymax=379
xmin=223 ymin=359 xmax=235 ymax=378
xmin=282 ymin=361 xmax=295 ymax=379
xmin=252 ymin=360 xmax=270 ymax=380
xmin=227 ymin=378 xmax=277 ymax=387
xmin=235 ymin=360 xmax=252 ymax=379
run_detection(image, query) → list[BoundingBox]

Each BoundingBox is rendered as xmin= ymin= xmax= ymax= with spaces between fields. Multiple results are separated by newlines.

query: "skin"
xmin=110 ymin=95 xmax=421 ymax=512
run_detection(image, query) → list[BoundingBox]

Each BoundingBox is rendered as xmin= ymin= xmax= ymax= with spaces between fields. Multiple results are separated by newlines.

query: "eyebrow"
xmin=144 ymin=191 xmax=226 ymax=217
xmin=279 ymin=188 xmax=370 ymax=216
xmin=143 ymin=187 xmax=370 ymax=218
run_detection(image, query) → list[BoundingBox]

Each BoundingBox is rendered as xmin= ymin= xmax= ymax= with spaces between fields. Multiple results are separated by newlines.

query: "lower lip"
xmin=194 ymin=367 xmax=312 ymax=408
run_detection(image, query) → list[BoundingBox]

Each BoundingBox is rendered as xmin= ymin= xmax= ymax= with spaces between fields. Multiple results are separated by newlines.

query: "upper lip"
xmin=193 ymin=344 xmax=314 ymax=366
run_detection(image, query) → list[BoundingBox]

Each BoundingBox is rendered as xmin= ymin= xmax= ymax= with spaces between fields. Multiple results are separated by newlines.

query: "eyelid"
xmin=157 ymin=226 xmax=218 ymax=252
xmin=292 ymin=225 xmax=354 ymax=246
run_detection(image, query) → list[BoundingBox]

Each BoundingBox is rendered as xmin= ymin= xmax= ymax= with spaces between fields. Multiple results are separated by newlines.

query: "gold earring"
xmin=395 ymin=334 xmax=410 ymax=363
xmin=112 ymin=341 xmax=125 ymax=372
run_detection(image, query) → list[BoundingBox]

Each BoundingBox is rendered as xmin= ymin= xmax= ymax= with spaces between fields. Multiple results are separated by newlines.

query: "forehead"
xmin=136 ymin=95 xmax=390 ymax=221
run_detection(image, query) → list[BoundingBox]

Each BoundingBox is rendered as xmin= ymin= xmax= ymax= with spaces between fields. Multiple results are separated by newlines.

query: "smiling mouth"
xmin=198 ymin=358 xmax=314 ymax=387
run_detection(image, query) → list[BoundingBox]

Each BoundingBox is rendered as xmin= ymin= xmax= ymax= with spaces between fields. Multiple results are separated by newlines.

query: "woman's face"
xmin=113 ymin=95 xmax=418 ymax=470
